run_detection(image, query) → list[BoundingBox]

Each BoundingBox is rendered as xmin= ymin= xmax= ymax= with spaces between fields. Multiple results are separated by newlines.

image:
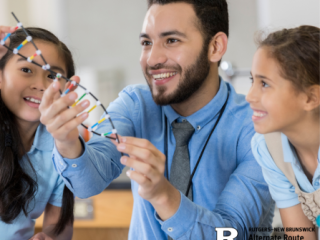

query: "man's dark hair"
xmin=147 ymin=0 xmax=229 ymax=50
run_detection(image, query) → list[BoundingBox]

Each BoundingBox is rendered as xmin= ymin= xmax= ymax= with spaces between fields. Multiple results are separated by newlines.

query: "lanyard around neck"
xmin=164 ymin=90 xmax=229 ymax=197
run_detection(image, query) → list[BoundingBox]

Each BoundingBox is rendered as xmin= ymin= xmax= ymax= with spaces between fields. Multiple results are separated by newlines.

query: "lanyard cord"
xmin=165 ymin=91 xmax=229 ymax=197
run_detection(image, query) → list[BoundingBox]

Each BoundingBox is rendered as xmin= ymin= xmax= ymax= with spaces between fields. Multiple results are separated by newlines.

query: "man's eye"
xmin=21 ymin=68 xmax=32 ymax=73
xmin=167 ymin=39 xmax=178 ymax=44
xmin=249 ymin=77 xmax=253 ymax=83
xmin=142 ymin=41 xmax=152 ymax=46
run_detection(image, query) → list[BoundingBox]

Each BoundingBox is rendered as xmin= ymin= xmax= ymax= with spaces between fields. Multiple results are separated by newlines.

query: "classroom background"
xmin=0 ymin=0 xmax=319 ymax=239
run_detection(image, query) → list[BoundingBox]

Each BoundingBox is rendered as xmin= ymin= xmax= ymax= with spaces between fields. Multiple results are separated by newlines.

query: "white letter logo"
xmin=215 ymin=228 xmax=238 ymax=240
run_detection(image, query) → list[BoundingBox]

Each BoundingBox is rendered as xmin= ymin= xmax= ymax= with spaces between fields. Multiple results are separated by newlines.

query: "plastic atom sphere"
xmin=0 ymin=12 xmax=121 ymax=148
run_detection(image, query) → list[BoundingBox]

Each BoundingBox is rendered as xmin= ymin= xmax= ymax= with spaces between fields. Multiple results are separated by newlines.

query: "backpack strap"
xmin=264 ymin=132 xmax=300 ymax=190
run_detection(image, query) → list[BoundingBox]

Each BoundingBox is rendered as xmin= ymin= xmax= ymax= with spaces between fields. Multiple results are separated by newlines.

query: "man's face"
xmin=140 ymin=3 xmax=210 ymax=105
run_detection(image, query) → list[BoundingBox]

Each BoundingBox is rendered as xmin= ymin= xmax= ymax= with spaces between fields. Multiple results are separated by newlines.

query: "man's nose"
xmin=147 ymin=44 xmax=167 ymax=67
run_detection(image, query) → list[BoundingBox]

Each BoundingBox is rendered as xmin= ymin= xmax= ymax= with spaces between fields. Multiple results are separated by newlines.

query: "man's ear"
xmin=208 ymin=32 xmax=228 ymax=64
xmin=304 ymin=85 xmax=320 ymax=112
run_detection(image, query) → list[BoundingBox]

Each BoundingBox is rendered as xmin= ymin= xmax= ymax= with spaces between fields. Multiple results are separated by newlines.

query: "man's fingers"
xmin=117 ymin=143 xmax=156 ymax=163
xmin=119 ymin=136 xmax=159 ymax=154
xmin=117 ymin=139 xmax=166 ymax=169
xmin=126 ymin=169 xmax=152 ymax=187
xmin=120 ymin=156 xmax=162 ymax=182
xmin=121 ymin=156 xmax=156 ymax=178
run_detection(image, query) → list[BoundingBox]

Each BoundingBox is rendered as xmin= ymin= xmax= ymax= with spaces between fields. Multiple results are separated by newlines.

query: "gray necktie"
xmin=170 ymin=120 xmax=194 ymax=201
xmin=168 ymin=120 xmax=194 ymax=240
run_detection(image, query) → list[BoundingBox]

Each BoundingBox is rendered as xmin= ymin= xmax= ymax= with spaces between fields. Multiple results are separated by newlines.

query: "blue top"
xmin=52 ymin=80 xmax=274 ymax=239
xmin=252 ymin=133 xmax=320 ymax=209
xmin=0 ymin=124 xmax=65 ymax=240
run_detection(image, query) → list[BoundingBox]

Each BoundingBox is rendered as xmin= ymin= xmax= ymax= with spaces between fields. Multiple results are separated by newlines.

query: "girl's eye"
xmin=262 ymin=81 xmax=270 ymax=88
xmin=21 ymin=68 xmax=32 ymax=73
xmin=167 ymin=39 xmax=178 ymax=44
xmin=249 ymin=77 xmax=253 ymax=83
xmin=48 ymin=74 xmax=55 ymax=80
xmin=141 ymin=41 xmax=152 ymax=46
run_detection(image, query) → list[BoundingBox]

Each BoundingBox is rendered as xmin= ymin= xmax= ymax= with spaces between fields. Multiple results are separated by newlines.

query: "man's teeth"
xmin=153 ymin=72 xmax=176 ymax=80
xmin=25 ymin=97 xmax=41 ymax=104
xmin=253 ymin=111 xmax=266 ymax=117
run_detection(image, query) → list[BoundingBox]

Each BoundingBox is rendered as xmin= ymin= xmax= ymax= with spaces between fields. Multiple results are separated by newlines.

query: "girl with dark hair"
xmin=247 ymin=25 xmax=320 ymax=239
xmin=0 ymin=26 xmax=75 ymax=239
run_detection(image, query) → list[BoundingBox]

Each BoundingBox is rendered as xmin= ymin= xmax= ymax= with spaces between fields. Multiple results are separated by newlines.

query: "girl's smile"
xmin=23 ymin=96 xmax=42 ymax=108
xmin=251 ymin=109 xmax=268 ymax=121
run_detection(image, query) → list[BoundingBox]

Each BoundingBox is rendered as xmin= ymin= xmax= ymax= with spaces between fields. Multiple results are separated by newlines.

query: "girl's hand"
xmin=29 ymin=232 xmax=53 ymax=240
xmin=39 ymin=76 xmax=90 ymax=159
xmin=0 ymin=26 xmax=16 ymax=58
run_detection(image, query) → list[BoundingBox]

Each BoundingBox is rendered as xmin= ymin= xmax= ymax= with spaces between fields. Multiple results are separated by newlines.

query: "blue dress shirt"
xmin=0 ymin=124 xmax=65 ymax=240
xmin=252 ymin=133 xmax=320 ymax=208
xmin=53 ymin=79 xmax=274 ymax=239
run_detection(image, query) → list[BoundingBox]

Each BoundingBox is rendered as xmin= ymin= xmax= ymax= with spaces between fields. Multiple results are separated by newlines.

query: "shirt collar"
xmin=29 ymin=123 xmax=54 ymax=153
xmin=163 ymin=77 xmax=228 ymax=131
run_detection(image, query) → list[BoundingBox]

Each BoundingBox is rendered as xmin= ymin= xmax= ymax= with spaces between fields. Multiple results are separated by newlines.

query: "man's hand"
xmin=0 ymin=26 xmax=16 ymax=58
xmin=39 ymin=76 xmax=90 ymax=159
xmin=29 ymin=232 xmax=53 ymax=240
xmin=113 ymin=135 xmax=181 ymax=220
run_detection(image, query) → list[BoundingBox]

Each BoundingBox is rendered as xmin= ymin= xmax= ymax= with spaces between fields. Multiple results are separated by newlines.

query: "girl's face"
xmin=0 ymin=40 xmax=67 ymax=125
xmin=246 ymin=47 xmax=307 ymax=134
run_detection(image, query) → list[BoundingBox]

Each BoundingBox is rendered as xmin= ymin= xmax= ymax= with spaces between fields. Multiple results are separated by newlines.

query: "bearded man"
xmin=39 ymin=0 xmax=274 ymax=239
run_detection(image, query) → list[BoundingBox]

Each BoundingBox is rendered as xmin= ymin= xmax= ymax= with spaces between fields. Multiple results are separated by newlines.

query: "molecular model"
xmin=1 ymin=12 xmax=120 ymax=144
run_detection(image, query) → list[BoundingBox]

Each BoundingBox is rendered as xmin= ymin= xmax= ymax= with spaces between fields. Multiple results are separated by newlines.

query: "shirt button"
xmin=315 ymin=182 xmax=319 ymax=186
xmin=182 ymin=119 xmax=187 ymax=122
xmin=168 ymin=227 xmax=173 ymax=232
xmin=60 ymin=161 xmax=63 ymax=165
xmin=72 ymin=164 xmax=77 ymax=168
xmin=197 ymin=126 xmax=201 ymax=130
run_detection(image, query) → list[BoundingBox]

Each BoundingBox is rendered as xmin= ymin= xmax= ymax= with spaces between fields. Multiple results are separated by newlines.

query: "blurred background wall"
xmin=0 ymin=0 xmax=319 ymax=238
xmin=1 ymin=0 xmax=319 ymax=103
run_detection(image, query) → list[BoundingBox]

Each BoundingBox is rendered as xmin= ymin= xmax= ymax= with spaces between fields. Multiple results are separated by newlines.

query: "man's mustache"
xmin=146 ymin=63 xmax=181 ymax=72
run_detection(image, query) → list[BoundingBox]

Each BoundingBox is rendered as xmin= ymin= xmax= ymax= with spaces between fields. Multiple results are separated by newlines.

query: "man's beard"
xmin=144 ymin=43 xmax=211 ymax=105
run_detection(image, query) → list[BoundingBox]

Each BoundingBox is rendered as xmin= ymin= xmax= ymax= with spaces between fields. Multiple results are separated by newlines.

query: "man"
xmin=39 ymin=0 xmax=274 ymax=239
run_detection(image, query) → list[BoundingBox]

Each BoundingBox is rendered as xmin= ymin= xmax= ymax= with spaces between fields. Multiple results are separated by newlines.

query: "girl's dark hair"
xmin=0 ymin=27 xmax=74 ymax=235
xmin=257 ymin=25 xmax=320 ymax=92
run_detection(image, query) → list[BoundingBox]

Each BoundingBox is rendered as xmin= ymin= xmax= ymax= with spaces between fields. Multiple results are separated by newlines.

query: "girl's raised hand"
xmin=0 ymin=26 xmax=16 ymax=58
xmin=39 ymin=75 xmax=89 ymax=159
